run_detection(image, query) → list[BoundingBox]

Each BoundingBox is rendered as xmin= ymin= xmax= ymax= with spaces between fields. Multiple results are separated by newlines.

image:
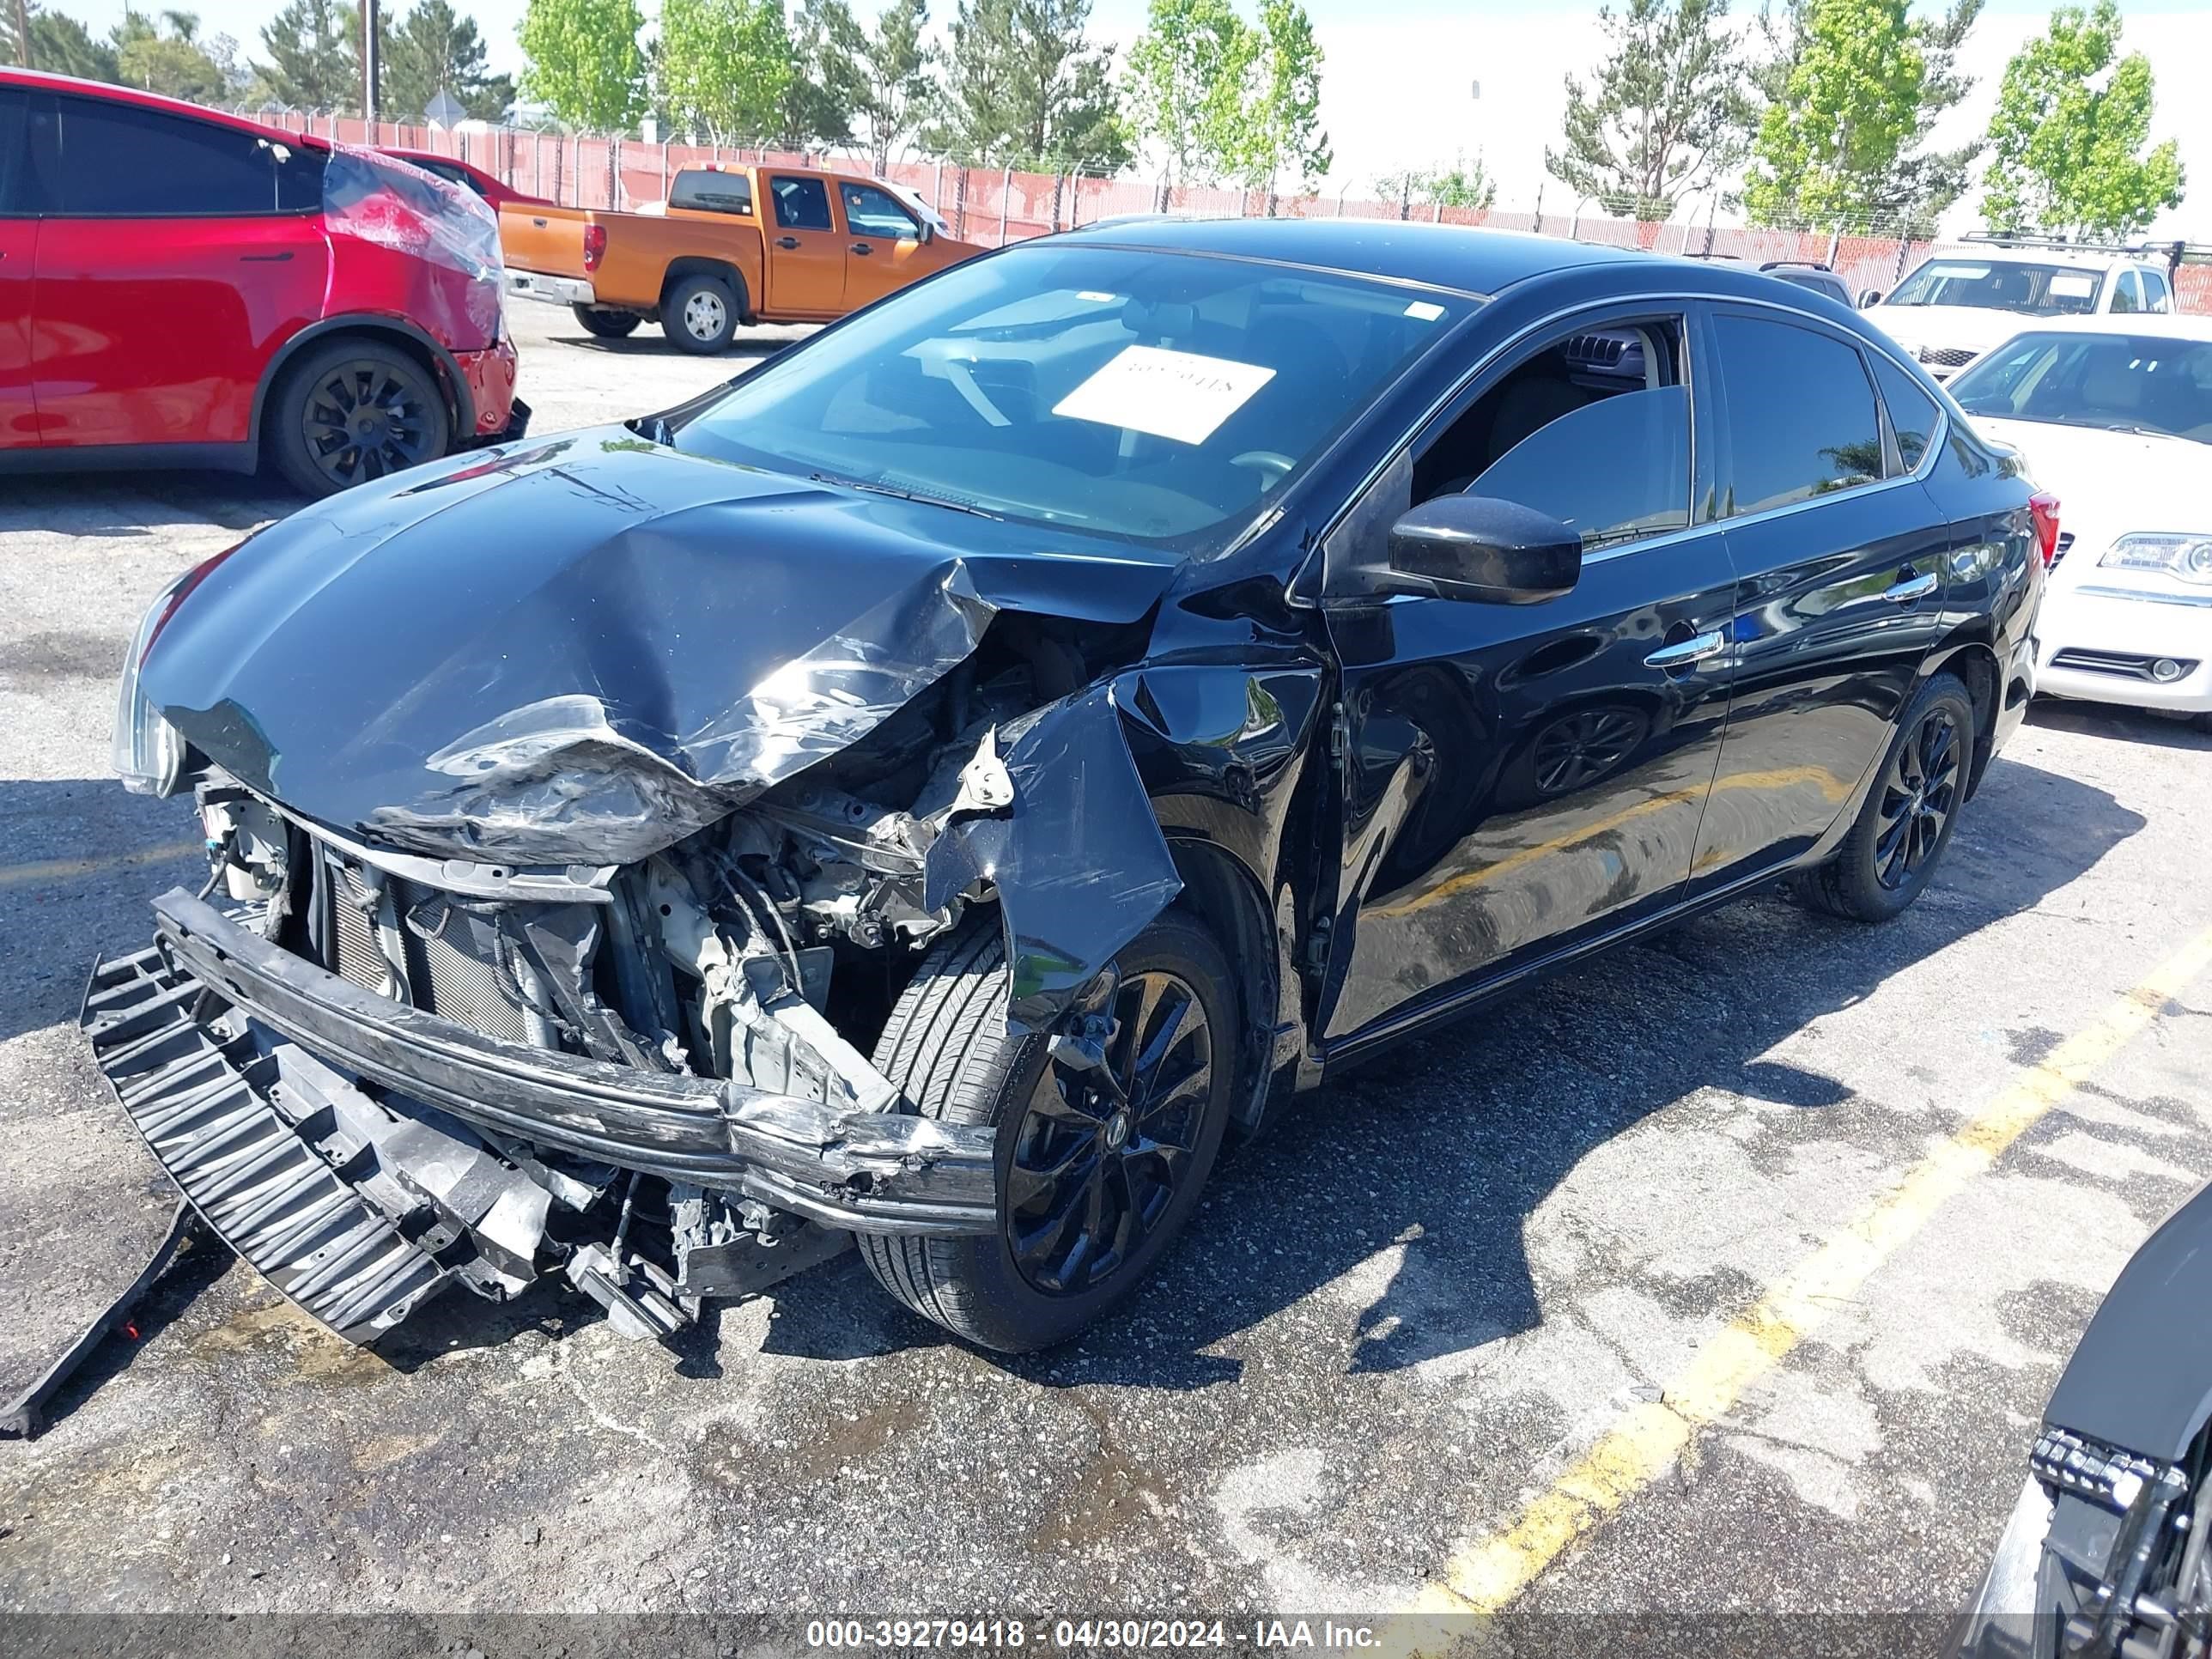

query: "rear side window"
xmin=1868 ymin=353 xmax=1941 ymax=473
xmin=769 ymin=175 xmax=832 ymax=232
xmin=2110 ymin=270 xmax=2142 ymax=314
xmin=2142 ymin=270 xmax=2172 ymax=313
xmin=1714 ymin=313 xmax=1883 ymax=514
xmin=841 ymin=183 xmax=919 ymax=240
xmin=0 ymin=90 xmax=30 ymax=215
xmin=672 ymin=169 xmax=752 ymax=215
xmin=52 ymin=98 xmax=289 ymax=216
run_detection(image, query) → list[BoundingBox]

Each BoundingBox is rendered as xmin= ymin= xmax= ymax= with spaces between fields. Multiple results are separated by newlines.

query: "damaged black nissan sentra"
xmin=92 ymin=220 xmax=2045 ymax=1356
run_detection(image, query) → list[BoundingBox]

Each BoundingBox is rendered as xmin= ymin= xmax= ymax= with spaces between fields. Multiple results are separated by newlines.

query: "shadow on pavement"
xmin=2027 ymin=696 xmax=2211 ymax=752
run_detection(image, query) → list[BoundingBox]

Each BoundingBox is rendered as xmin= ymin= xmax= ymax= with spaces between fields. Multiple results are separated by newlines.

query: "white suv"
xmin=1863 ymin=236 xmax=2181 ymax=380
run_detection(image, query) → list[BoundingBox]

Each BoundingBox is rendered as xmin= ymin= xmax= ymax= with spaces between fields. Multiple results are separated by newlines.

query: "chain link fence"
xmin=249 ymin=108 xmax=2212 ymax=313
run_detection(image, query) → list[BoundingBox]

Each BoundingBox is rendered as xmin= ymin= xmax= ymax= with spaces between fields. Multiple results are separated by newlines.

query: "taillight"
xmin=582 ymin=223 xmax=606 ymax=273
xmin=2030 ymin=491 xmax=2061 ymax=566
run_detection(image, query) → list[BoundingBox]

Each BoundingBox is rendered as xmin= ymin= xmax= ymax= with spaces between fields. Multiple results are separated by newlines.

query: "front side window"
xmin=1403 ymin=318 xmax=1692 ymax=551
xmin=1950 ymin=331 xmax=2212 ymax=443
xmin=2110 ymin=270 xmax=2142 ymax=314
xmin=1714 ymin=314 xmax=1882 ymax=514
xmin=1886 ymin=258 xmax=2102 ymax=316
xmin=1868 ymin=352 xmax=1941 ymax=472
xmin=673 ymin=244 xmax=1470 ymax=550
xmin=671 ymin=169 xmax=752 ymax=215
xmin=841 ymin=183 xmax=921 ymax=241
xmin=51 ymin=98 xmax=289 ymax=216
xmin=0 ymin=90 xmax=31 ymax=216
xmin=769 ymin=175 xmax=832 ymax=232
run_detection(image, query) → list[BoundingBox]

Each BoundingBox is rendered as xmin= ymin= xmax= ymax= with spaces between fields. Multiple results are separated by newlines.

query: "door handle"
xmin=850 ymin=242 xmax=872 ymax=255
xmin=1883 ymin=571 xmax=1938 ymax=604
xmin=239 ymin=251 xmax=295 ymax=262
xmin=1644 ymin=629 xmax=1727 ymax=671
xmin=775 ymin=235 xmax=799 ymax=249
xmin=532 ymin=216 xmax=548 ymax=228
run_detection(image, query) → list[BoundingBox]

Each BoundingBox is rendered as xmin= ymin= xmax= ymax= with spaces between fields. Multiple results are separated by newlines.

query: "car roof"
xmin=0 ymin=66 xmax=331 ymax=149
xmin=1984 ymin=312 xmax=2212 ymax=343
xmin=1923 ymin=241 xmax=2157 ymax=270
xmin=1052 ymin=216 xmax=1643 ymax=296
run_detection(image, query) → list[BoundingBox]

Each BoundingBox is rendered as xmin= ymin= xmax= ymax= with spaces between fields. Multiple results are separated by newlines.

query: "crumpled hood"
xmin=143 ymin=431 xmax=1180 ymax=865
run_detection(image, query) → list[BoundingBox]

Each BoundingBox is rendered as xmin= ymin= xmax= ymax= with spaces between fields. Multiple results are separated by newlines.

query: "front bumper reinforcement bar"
xmin=91 ymin=890 xmax=1000 ymax=1253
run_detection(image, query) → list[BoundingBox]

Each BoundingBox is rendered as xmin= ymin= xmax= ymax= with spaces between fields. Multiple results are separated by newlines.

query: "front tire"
xmin=659 ymin=274 xmax=738 ymax=354
xmin=1793 ymin=670 xmax=1977 ymax=922
xmin=859 ymin=908 xmax=1237 ymax=1353
xmin=571 ymin=305 xmax=641 ymax=338
xmin=268 ymin=339 xmax=451 ymax=497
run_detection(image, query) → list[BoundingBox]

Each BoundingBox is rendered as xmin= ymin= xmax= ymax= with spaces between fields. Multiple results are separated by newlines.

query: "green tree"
xmin=842 ymin=0 xmax=937 ymax=173
xmin=112 ymin=7 xmax=227 ymax=101
xmin=1749 ymin=0 xmax=1983 ymax=234
xmin=653 ymin=0 xmax=789 ymax=143
xmin=3 ymin=4 xmax=124 ymax=80
xmin=1744 ymin=0 xmax=1935 ymax=230
xmin=1545 ymin=0 xmax=1749 ymax=222
xmin=1981 ymin=0 xmax=2184 ymax=238
xmin=775 ymin=0 xmax=859 ymax=150
xmin=1218 ymin=0 xmax=1328 ymax=196
xmin=255 ymin=0 xmax=356 ymax=109
xmin=519 ymin=0 xmax=646 ymax=131
xmin=1377 ymin=152 xmax=1498 ymax=213
xmin=1124 ymin=0 xmax=1249 ymax=185
xmin=384 ymin=0 xmax=514 ymax=122
xmin=932 ymin=0 xmax=1129 ymax=172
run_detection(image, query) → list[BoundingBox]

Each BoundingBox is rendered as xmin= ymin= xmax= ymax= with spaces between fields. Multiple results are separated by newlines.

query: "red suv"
xmin=0 ymin=71 xmax=526 ymax=495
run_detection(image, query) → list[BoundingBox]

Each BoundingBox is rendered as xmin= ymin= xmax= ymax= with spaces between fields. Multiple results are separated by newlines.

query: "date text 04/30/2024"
xmin=803 ymin=1620 xmax=1383 ymax=1649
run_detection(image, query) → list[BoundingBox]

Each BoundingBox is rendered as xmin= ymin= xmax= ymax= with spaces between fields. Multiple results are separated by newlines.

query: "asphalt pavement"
xmin=3 ymin=301 xmax=2210 ymax=1639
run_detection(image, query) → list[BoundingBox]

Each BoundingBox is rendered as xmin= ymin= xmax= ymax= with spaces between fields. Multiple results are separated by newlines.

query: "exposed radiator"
xmin=319 ymin=855 xmax=534 ymax=1045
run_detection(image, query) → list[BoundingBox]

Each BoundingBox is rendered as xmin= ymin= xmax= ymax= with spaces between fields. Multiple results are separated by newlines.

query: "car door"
xmin=1316 ymin=303 xmax=1739 ymax=1045
xmin=1686 ymin=308 xmax=1951 ymax=895
xmin=0 ymin=87 xmax=40 ymax=452
xmin=762 ymin=173 xmax=844 ymax=319
xmin=29 ymin=94 xmax=330 ymax=451
xmin=836 ymin=180 xmax=932 ymax=311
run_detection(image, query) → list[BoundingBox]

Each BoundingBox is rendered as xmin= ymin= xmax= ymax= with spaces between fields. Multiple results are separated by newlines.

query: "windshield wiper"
xmin=807 ymin=471 xmax=1002 ymax=520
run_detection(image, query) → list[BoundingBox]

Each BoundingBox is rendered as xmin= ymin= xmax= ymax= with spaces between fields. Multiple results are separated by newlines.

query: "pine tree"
xmin=931 ymin=0 xmax=1128 ymax=172
xmin=3 ymin=3 xmax=123 ymax=80
xmin=1545 ymin=0 xmax=1750 ymax=222
xmin=383 ymin=0 xmax=514 ymax=123
xmin=843 ymin=0 xmax=937 ymax=173
xmin=256 ymin=0 xmax=358 ymax=112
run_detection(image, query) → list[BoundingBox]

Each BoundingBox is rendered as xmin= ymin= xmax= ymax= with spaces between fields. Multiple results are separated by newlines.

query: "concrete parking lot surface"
xmin=3 ymin=301 xmax=2210 ymax=1630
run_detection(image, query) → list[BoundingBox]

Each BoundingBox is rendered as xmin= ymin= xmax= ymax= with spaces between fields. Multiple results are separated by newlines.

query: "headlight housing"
xmin=112 ymin=541 xmax=246 ymax=797
xmin=2099 ymin=532 xmax=2212 ymax=586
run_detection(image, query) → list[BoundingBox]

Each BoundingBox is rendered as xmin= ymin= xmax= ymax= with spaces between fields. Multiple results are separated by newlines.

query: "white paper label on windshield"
xmin=1051 ymin=345 xmax=1277 ymax=445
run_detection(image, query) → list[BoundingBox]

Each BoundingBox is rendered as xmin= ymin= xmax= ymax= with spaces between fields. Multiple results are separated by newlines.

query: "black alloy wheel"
xmin=1530 ymin=707 xmax=1647 ymax=797
xmin=297 ymin=358 xmax=441 ymax=487
xmin=1874 ymin=703 xmax=1962 ymax=890
xmin=1006 ymin=970 xmax=1214 ymax=1296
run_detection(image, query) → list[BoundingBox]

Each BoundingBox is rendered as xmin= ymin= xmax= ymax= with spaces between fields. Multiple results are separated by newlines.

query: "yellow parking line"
xmin=0 ymin=839 xmax=201 ymax=890
xmin=1396 ymin=917 xmax=2212 ymax=1624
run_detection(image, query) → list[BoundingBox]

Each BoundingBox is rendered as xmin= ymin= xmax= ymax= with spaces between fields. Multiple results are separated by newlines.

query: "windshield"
xmin=1886 ymin=258 xmax=2104 ymax=315
xmin=672 ymin=244 xmax=1471 ymax=551
xmin=1950 ymin=331 xmax=2212 ymax=442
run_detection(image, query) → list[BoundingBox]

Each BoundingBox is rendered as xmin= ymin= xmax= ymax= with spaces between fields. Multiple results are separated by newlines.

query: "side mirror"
xmin=1858 ymin=289 xmax=1884 ymax=308
xmin=1379 ymin=495 xmax=1581 ymax=605
xmin=918 ymin=220 xmax=934 ymax=244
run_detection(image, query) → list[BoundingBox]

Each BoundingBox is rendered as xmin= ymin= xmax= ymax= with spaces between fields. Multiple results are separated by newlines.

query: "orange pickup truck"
xmin=499 ymin=165 xmax=987 ymax=353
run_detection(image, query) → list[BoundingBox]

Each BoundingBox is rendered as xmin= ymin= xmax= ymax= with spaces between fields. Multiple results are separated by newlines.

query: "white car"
xmin=1948 ymin=313 xmax=2212 ymax=724
xmin=1864 ymin=239 xmax=2179 ymax=380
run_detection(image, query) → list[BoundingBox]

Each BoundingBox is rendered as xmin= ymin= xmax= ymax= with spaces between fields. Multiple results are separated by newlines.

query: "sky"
xmin=60 ymin=0 xmax=2212 ymax=234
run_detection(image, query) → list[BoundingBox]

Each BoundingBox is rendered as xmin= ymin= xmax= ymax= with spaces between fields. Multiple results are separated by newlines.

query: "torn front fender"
xmin=925 ymin=684 xmax=1184 ymax=1029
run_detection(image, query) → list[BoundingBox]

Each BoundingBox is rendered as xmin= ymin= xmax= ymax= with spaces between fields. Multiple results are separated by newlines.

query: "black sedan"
xmin=98 ymin=219 xmax=2045 ymax=1356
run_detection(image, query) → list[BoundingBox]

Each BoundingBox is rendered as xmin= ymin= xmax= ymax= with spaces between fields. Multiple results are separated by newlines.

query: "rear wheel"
xmin=1792 ymin=671 xmax=1976 ymax=922
xmin=571 ymin=305 xmax=641 ymax=338
xmin=859 ymin=907 xmax=1237 ymax=1353
xmin=268 ymin=339 xmax=451 ymax=497
xmin=660 ymin=274 xmax=738 ymax=354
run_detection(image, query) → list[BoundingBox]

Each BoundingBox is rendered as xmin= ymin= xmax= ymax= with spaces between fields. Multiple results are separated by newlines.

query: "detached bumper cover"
xmin=106 ymin=889 xmax=999 ymax=1239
